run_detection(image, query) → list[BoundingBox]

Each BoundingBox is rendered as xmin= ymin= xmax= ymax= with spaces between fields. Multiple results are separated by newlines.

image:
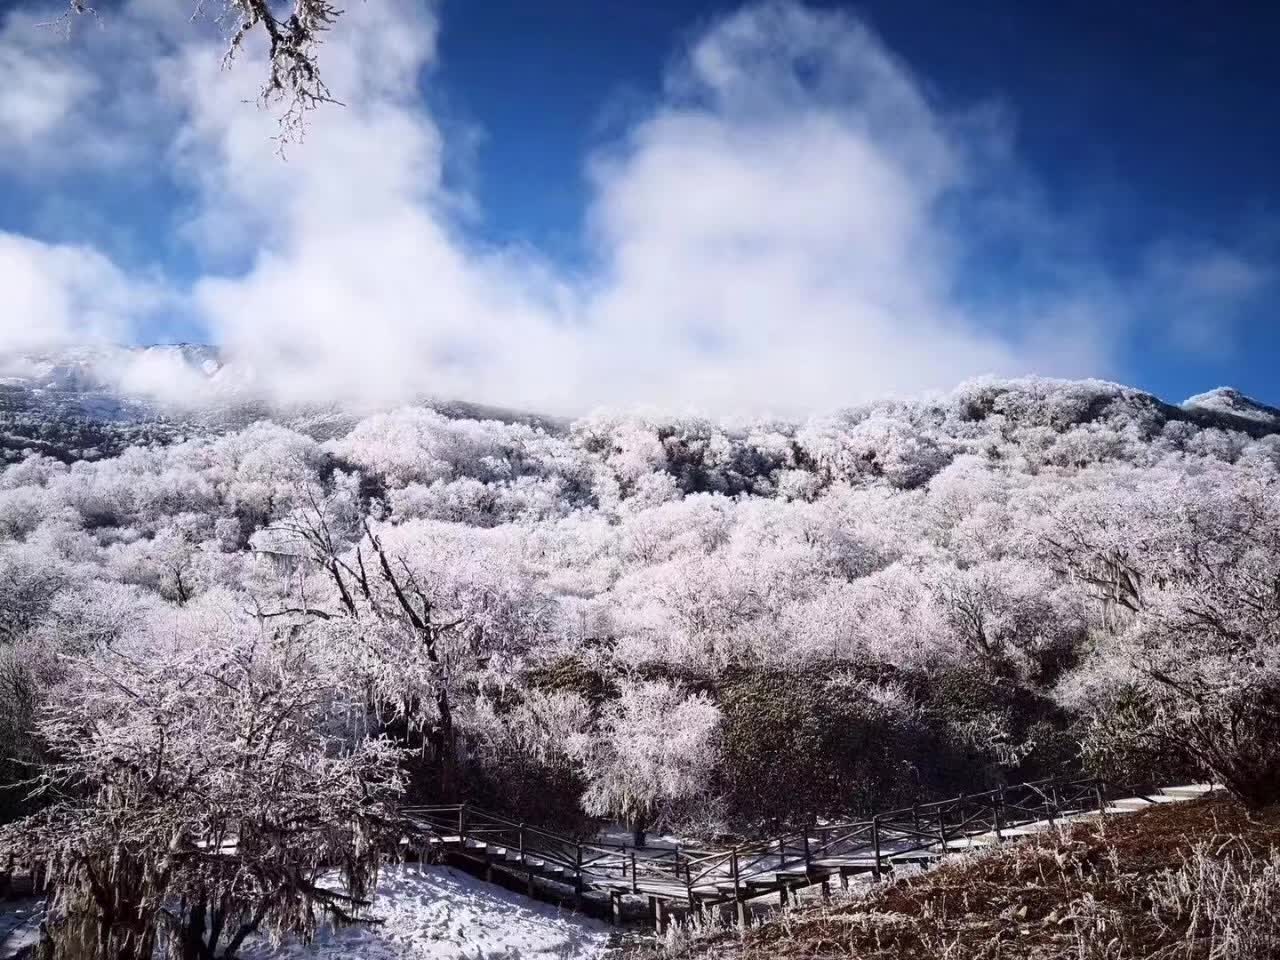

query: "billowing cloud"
xmin=174 ymin=0 xmax=1106 ymax=415
xmin=0 ymin=0 xmax=1260 ymax=414
xmin=0 ymin=232 xmax=163 ymax=351
xmin=0 ymin=43 xmax=93 ymax=150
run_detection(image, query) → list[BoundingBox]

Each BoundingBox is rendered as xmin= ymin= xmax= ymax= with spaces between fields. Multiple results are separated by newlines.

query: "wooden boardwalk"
xmin=402 ymin=777 xmax=1212 ymax=928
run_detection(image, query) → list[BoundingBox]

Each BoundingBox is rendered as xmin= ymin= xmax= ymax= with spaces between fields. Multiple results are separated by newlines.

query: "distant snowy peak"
xmin=1182 ymin=387 xmax=1280 ymax=427
xmin=0 ymin=344 xmax=224 ymax=388
xmin=0 ymin=344 xmax=562 ymax=431
xmin=135 ymin=343 xmax=225 ymax=377
xmin=0 ymin=343 xmax=260 ymax=429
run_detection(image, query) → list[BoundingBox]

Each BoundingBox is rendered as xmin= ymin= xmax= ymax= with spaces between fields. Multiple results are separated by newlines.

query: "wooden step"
xmin=1160 ymin=784 xmax=1213 ymax=798
xmin=776 ymin=866 xmax=835 ymax=881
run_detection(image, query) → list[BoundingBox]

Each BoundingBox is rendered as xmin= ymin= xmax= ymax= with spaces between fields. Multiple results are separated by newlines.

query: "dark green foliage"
xmin=915 ymin=665 xmax=1077 ymax=788
xmin=718 ymin=668 xmax=926 ymax=828
xmin=0 ymin=385 xmax=182 ymax=464
xmin=1076 ymin=682 xmax=1225 ymax=798
xmin=459 ymin=753 xmax=591 ymax=835
xmin=0 ymin=646 xmax=46 ymax=827
xmin=716 ymin=664 xmax=1078 ymax=832
xmin=523 ymin=654 xmax=619 ymax=707
xmin=654 ymin=422 xmax=792 ymax=496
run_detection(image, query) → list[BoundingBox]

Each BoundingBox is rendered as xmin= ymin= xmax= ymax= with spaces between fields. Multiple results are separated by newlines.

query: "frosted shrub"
xmin=1057 ymin=470 xmax=1280 ymax=807
xmin=0 ymin=592 xmax=406 ymax=960
xmin=578 ymin=679 xmax=720 ymax=844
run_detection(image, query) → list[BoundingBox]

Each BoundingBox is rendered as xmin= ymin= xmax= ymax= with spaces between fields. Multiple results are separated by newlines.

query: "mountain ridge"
xmin=1 ymin=343 xmax=1277 ymax=464
xmin=5 ymin=342 xmax=1278 ymax=419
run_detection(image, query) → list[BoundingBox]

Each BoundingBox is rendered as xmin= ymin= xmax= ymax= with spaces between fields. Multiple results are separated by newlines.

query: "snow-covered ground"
xmin=3 ymin=866 xmax=615 ymax=960
xmin=240 ymin=865 xmax=616 ymax=960
xmin=0 ymin=898 xmax=42 ymax=960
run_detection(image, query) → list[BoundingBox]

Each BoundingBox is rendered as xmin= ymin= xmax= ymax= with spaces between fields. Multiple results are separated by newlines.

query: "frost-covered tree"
xmin=1057 ymin=469 xmax=1280 ymax=808
xmin=578 ymin=680 xmax=720 ymax=845
xmin=2 ymin=372 xmax=1280 ymax=876
xmin=463 ymin=689 xmax=593 ymax=822
xmin=0 ymin=543 xmax=69 ymax=643
xmin=56 ymin=0 xmax=343 ymax=141
xmin=925 ymin=559 xmax=1087 ymax=676
xmin=0 ymin=591 xmax=405 ymax=960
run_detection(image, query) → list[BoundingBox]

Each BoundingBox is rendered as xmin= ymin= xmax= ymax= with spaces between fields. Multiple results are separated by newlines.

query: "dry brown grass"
xmin=634 ymin=795 xmax=1280 ymax=960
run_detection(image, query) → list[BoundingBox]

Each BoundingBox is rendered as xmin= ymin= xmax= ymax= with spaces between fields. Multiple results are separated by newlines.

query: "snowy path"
xmin=239 ymin=865 xmax=616 ymax=960
xmin=0 ymin=898 xmax=42 ymax=960
xmin=3 ymin=867 xmax=615 ymax=960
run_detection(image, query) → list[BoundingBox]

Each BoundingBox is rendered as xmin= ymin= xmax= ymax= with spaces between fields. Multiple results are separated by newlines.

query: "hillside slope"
xmin=643 ymin=795 xmax=1280 ymax=960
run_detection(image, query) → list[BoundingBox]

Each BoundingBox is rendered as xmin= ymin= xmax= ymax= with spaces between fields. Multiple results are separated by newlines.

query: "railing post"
xmin=992 ymin=793 xmax=1004 ymax=844
xmin=802 ymin=826 xmax=812 ymax=872
xmin=1095 ymin=779 xmax=1108 ymax=818
xmin=731 ymin=849 xmax=747 ymax=928
xmin=937 ymin=809 xmax=949 ymax=854
xmin=630 ymin=851 xmax=638 ymax=894
xmin=459 ymin=803 xmax=469 ymax=838
xmin=573 ymin=844 xmax=583 ymax=910
xmin=518 ymin=822 xmax=526 ymax=860
xmin=871 ymin=816 xmax=882 ymax=881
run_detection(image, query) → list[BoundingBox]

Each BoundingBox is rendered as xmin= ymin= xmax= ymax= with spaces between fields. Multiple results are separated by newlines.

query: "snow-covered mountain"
xmin=1182 ymin=387 xmax=1280 ymax=428
xmin=0 ymin=343 xmax=1277 ymax=468
xmin=0 ymin=344 xmax=563 ymax=462
xmin=0 ymin=343 xmax=225 ymax=394
xmin=5 ymin=343 xmax=1279 ymax=430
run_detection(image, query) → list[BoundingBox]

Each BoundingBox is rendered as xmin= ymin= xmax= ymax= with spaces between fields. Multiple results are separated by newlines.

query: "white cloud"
xmin=0 ymin=0 xmax=1247 ymax=415
xmin=0 ymin=232 xmax=163 ymax=351
xmin=1141 ymin=242 xmax=1274 ymax=353
xmin=171 ymin=0 xmax=1112 ymax=415
xmin=0 ymin=44 xmax=93 ymax=149
xmin=0 ymin=4 xmax=180 ymax=173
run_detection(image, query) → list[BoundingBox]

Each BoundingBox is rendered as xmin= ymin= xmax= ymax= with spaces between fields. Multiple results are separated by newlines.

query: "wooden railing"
xmin=400 ymin=802 xmax=687 ymax=896
xmin=403 ymin=774 xmax=1154 ymax=909
xmin=673 ymin=775 xmax=1115 ymax=896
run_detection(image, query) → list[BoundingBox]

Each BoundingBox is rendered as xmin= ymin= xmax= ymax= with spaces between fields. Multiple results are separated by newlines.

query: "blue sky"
xmin=0 ymin=0 xmax=1275 ymax=412
xmin=433 ymin=0 xmax=1279 ymax=403
xmin=439 ymin=1 xmax=1278 ymax=257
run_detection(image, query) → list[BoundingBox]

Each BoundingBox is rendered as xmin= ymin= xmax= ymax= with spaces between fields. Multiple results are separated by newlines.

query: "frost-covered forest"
xmin=2 ymin=374 xmax=1279 ymax=958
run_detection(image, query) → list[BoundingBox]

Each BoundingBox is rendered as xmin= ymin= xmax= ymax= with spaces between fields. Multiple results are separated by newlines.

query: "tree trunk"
xmin=434 ymin=687 xmax=457 ymax=799
xmin=182 ymin=897 xmax=207 ymax=960
xmin=1222 ymin=764 xmax=1280 ymax=811
xmin=630 ymin=813 xmax=650 ymax=848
